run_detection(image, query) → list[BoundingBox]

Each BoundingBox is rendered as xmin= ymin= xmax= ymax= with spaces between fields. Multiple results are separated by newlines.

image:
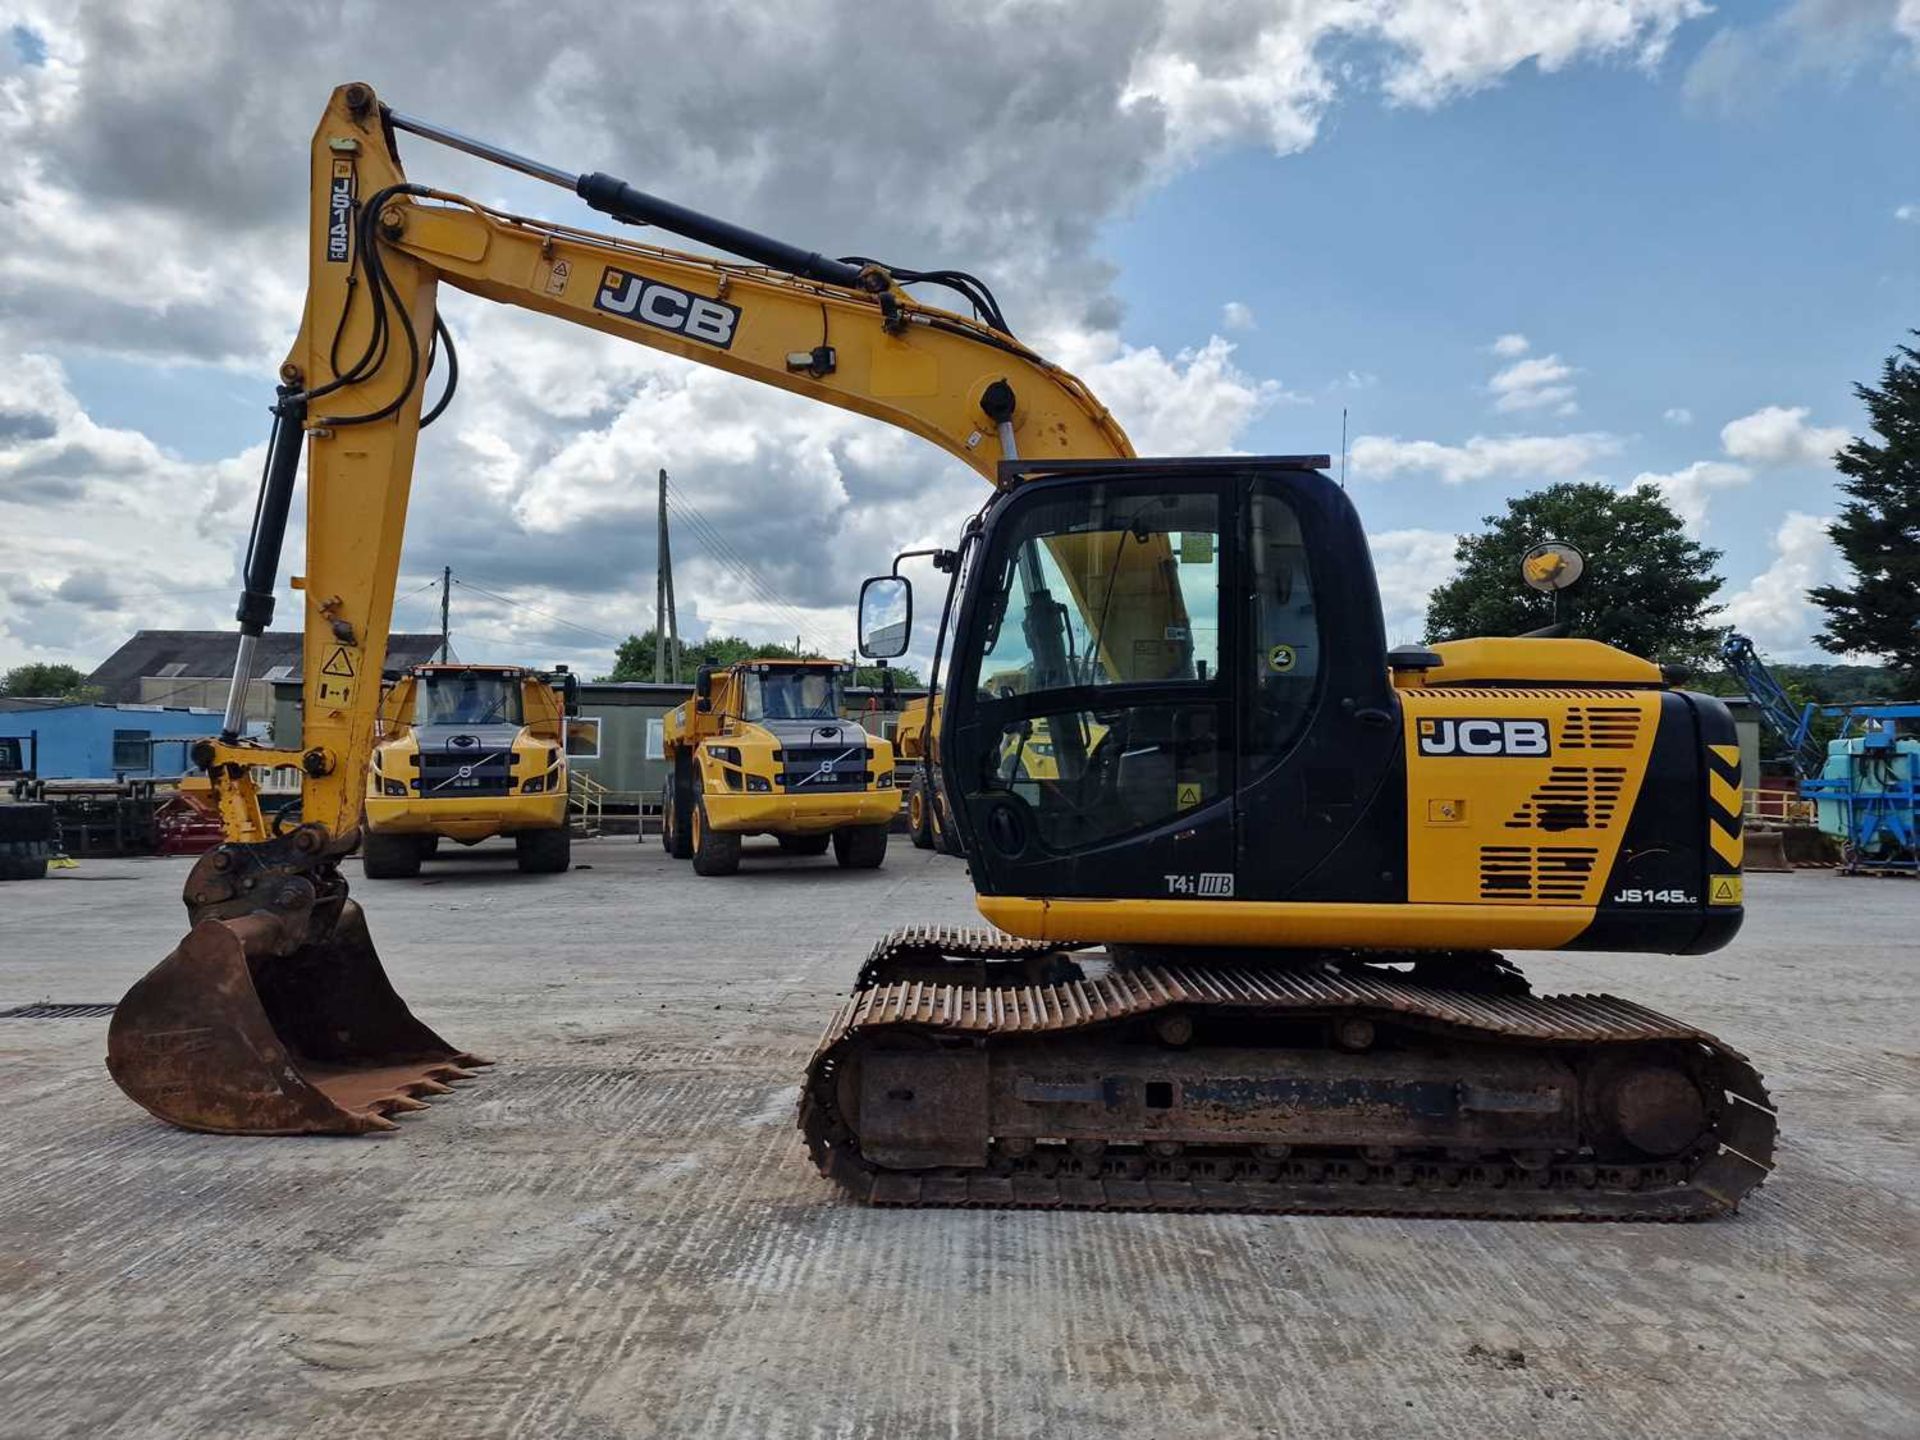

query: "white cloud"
xmin=1719 ymin=512 xmax=1843 ymax=660
xmin=1487 ymin=352 xmax=1578 ymax=413
xmin=1898 ymin=203 xmax=1919 ymax=223
xmin=1686 ymin=0 xmax=1920 ymax=113
xmin=1720 ymin=404 xmax=1849 ymax=468
xmin=1220 ymin=300 xmax=1256 ymax=331
xmin=1664 ymin=406 xmax=1693 ymax=425
xmin=1350 ymin=431 xmax=1621 ymax=484
xmin=1490 ymin=333 xmax=1531 ymax=357
xmin=0 ymin=0 xmax=1740 ymax=670
xmin=1627 ymin=459 xmax=1751 ymax=536
xmin=1367 ymin=528 xmax=1459 ymax=644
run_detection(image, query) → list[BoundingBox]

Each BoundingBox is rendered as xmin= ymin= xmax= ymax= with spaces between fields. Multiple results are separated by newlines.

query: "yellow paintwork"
xmin=1395 ymin=637 xmax=1664 ymax=690
xmin=200 ymin=83 xmax=1135 ymax=849
xmin=704 ymin=789 xmax=901 ymax=835
xmin=364 ymin=791 xmax=568 ymax=842
xmin=363 ymin=664 xmax=568 ymax=845
xmin=1399 ymin=685 xmax=1659 ymax=907
xmin=980 ymin=897 xmax=1591 ymax=950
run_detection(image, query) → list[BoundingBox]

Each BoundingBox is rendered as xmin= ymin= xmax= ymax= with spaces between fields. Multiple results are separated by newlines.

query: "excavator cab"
xmin=940 ymin=457 xmax=1389 ymax=904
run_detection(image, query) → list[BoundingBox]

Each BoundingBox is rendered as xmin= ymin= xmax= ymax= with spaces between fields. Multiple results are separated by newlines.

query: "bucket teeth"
xmin=429 ymin=1065 xmax=478 ymax=1082
xmin=384 ymin=1095 xmax=432 ymax=1113
xmin=411 ymin=1078 xmax=456 ymax=1096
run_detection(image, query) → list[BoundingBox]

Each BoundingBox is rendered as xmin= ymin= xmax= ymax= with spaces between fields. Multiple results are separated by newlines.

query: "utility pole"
xmin=439 ymin=565 xmax=451 ymax=662
xmin=655 ymin=469 xmax=681 ymax=683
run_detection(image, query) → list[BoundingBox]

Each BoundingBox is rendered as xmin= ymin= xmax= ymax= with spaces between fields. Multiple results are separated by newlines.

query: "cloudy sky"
xmin=1 ymin=0 xmax=1915 ymax=681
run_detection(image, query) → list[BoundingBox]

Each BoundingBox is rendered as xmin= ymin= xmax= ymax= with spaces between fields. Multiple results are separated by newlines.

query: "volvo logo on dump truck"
xmin=593 ymin=267 xmax=740 ymax=348
xmin=1416 ymin=717 xmax=1551 ymax=757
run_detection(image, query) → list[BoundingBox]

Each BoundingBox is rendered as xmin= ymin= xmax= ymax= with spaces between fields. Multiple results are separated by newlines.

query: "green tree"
xmin=0 ymin=662 xmax=94 ymax=699
xmin=600 ymin=629 xmax=919 ymax=687
xmin=1424 ymin=482 xmax=1724 ymax=665
xmin=1809 ymin=337 xmax=1920 ymax=691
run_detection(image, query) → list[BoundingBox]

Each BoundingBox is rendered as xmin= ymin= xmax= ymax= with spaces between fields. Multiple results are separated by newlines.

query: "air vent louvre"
xmin=1479 ymin=845 xmax=1598 ymax=902
xmin=1562 ymin=705 xmax=1642 ymax=750
xmin=1505 ymin=766 xmax=1628 ymax=831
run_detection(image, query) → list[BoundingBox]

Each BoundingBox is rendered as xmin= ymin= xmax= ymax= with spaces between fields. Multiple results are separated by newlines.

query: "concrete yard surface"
xmin=1 ymin=842 xmax=1915 ymax=1439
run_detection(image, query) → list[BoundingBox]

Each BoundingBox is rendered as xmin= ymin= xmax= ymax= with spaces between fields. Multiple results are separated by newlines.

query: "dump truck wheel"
xmin=832 ymin=823 xmax=889 ymax=870
xmin=690 ymin=795 xmax=740 ymax=877
xmin=515 ymin=825 xmax=571 ymax=874
xmin=931 ymin=789 xmax=964 ymax=856
xmin=416 ymin=834 xmax=441 ymax=860
xmin=907 ymin=776 xmax=934 ymax=849
xmin=778 ymin=834 xmax=832 ymax=856
xmin=665 ymin=763 xmax=694 ymax=860
xmin=361 ymin=829 xmax=422 ymax=879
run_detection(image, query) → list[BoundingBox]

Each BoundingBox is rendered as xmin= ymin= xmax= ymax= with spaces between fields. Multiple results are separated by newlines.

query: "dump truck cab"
xmin=362 ymin=663 xmax=574 ymax=877
xmin=661 ymin=659 xmax=897 ymax=875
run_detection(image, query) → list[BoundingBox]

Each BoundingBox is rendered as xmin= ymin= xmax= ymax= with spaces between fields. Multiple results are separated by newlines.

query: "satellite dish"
xmin=1521 ymin=542 xmax=1586 ymax=593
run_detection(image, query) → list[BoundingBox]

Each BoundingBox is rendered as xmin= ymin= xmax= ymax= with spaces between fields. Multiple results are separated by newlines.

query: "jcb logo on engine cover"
xmin=1416 ymin=717 xmax=1551 ymax=757
xmin=593 ymin=267 xmax=740 ymax=348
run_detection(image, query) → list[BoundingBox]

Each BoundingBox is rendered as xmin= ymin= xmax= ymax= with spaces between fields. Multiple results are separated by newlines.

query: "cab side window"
xmin=1247 ymin=486 xmax=1321 ymax=764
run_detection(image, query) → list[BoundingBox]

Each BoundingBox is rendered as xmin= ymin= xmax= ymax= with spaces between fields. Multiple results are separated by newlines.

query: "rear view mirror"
xmin=694 ymin=664 xmax=715 ymax=713
xmin=859 ymin=575 xmax=911 ymax=659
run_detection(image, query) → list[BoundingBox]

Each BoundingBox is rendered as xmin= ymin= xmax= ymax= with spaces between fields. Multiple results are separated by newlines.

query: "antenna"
xmin=1339 ymin=407 xmax=1349 ymax=489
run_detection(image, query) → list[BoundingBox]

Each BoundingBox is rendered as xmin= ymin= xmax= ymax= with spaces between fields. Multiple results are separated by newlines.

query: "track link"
xmin=802 ymin=944 xmax=1777 ymax=1220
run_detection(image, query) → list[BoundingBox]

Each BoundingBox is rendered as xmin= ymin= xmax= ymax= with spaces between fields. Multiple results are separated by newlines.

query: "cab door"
xmin=947 ymin=469 xmax=1238 ymax=901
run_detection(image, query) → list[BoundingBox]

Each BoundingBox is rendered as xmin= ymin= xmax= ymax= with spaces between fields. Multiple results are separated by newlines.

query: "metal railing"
xmin=568 ymin=770 xmax=610 ymax=837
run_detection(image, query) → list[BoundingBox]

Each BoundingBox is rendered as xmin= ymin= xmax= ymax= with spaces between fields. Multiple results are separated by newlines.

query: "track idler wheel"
xmin=106 ymin=827 xmax=487 ymax=1135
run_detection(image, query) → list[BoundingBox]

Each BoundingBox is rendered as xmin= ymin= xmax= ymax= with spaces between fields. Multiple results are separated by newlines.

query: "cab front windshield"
xmin=419 ymin=672 xmax=523 ymax=726
xmin=743 ymin=669 xmax=843 ymax=722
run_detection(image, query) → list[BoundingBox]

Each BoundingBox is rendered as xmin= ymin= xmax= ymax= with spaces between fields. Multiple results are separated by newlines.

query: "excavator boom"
xmin=108 ymin=82 xmax=1133 ymax=1135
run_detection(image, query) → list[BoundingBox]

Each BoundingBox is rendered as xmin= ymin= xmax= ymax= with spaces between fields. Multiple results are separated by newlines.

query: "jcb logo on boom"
xmin=593 ymin=267 xmax=740 ymax=349
xmin=1416 ymin=717 xmax=1551 ymax=757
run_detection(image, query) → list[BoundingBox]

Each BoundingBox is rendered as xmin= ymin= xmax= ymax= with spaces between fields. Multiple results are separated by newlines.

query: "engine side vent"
xmin=1561 ymin=705 xmax=1643 ymax=750
xmin=1479 ymin=846 xmax=1599 ymax=902
xmin=1506 ymin=766 xmax=1628 ymax=832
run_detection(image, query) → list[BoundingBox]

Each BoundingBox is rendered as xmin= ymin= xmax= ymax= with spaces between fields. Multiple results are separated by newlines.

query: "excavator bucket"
xmin=1743 ymin=828 xmax=1792 ymax=874
xmin=107 ymin=830 xmax=487 ymax=1135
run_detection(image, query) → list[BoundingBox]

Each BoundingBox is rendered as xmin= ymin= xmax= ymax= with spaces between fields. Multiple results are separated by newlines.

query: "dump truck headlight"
xmin=709 ymin=745 xmax=741 ymax=766
xmin=522 ymin=774 xmax=546 ymax=794
xmin=877 ymin=773 xmax=894 ymax=788
xmin=382 ymin=779 xmax=408 ymax=796
xmin=747 ymin=775 xmax=771 ymax=792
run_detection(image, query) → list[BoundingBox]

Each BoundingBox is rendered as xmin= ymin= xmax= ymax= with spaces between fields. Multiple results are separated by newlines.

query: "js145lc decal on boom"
xmin=108 ymin=86 xmax=1773 ymax=1219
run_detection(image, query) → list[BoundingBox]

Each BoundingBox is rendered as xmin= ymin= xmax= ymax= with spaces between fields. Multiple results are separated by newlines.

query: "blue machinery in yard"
xmin=1721 ymin=634 xmax=1919 ymax=876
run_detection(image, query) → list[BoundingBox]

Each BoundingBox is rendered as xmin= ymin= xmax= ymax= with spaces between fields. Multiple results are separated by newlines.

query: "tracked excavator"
xmin=108 ymin=85 xmax=1774 ymax=1219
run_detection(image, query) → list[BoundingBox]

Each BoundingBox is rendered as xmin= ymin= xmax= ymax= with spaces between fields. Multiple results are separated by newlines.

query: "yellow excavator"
xmin=108 ymin=86 xmax=1774 ymax=1219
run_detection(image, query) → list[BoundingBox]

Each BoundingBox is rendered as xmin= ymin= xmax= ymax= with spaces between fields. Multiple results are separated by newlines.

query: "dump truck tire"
xmin=778 ymin=834 xmax=832 ymax=856
xmin=416 ymin=834 xmax=441 ymax=859
xmin=907 ymin=776 xmax=934 ymax=850
xmin=832 ymin=823 xmax=888 ymax=870
xmin=361 ymin=829 xmax=422 ymax=879
xmin=515 ymin=825 xmax=571 ymax=874
xmin=691 ymin=793 xmax=740 ymax=877
xmin=664 ymin=763 xmax=694 ymax=860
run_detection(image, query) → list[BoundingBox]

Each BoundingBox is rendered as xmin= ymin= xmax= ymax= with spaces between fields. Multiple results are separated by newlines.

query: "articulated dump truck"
xmin=660 ymin=659 xmax=897 ymax=875
xmin=362 ymin=663 xmax=578 ymax=878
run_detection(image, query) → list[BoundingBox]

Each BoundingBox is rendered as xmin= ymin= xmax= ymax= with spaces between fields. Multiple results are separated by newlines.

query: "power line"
xmin=662 ymin=480 xmax=845 ymax=654
xmin=449 ymin=577 xmax=629 ymax=645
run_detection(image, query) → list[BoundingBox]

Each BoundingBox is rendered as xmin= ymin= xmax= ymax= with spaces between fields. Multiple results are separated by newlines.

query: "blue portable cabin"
xmin=0 ymin=700 xmax=223 ymax=780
